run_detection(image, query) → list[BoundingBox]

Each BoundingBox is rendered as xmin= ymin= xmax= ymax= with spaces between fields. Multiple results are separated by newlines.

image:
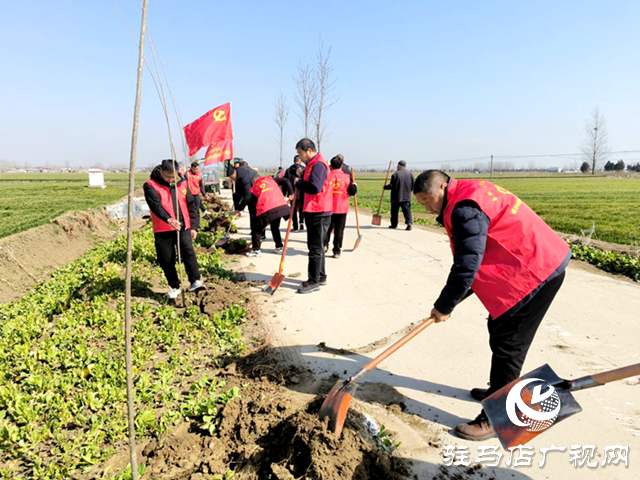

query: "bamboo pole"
xmin=124 ymin=1 xmax=149 ymax=478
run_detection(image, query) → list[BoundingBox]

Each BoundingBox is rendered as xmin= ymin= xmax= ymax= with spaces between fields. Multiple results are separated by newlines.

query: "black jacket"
xmin=235 ymin=166 xmax=258 ymax=200
xmin=143 ymin=166 xmax=200 ymax=231
xmin=384 ymin=167 xmax=414 ymax=203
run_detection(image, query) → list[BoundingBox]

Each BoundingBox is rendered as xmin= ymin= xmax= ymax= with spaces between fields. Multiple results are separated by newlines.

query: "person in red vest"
xmin=187 ymin=161 xmax=208 ymax=215
xmin=294 ymin=138 xmax=332 ymax=294
xmin=245 ymin=175 xmax=292 ymax=257
xmin=413 ymin=170 xmax=570 ymax=441
xmin=143 ymin=159 xmax=206 ymax=299
xmin=324 ymin=155 xmax=357 ymax=258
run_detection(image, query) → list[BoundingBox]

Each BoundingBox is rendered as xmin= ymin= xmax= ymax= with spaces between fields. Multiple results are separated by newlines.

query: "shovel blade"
xmin=352 ymin=234 xmax=363 ymax=251
xmin=318 ymin=379 xmax=359 ymax=437
xmin=215 ymin=237 xmax=229 ymax=247
xmin=371 ymin=214 xmax=382 ymax=226
xmin=483 ymin=364 xmax=583 ymax=449
xmin=263 ymin=273 xmax=285 ymax=295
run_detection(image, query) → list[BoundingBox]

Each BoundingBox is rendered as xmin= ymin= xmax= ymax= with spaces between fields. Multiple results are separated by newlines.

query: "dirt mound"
xmin=196 ymin=278 xmax=251 ymax=316
xmin=138 ymin=375 xmax=411 ymax=480
xmin=204 ymin=194 xmax=232 ymax=213
xmin=0 ymin=208 xmax=124 ymax=303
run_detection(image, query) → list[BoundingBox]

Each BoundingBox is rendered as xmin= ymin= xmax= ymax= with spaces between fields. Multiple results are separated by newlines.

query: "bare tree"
xmin=580 ymin=107 xmax=611 ymax=175
xmin=313 ymin=37 xmax=338 ymax=151
xmin=274 ymin=93 xmax=290 ymax=168
xmin=294 ymin=62 xmax=317 ymax=139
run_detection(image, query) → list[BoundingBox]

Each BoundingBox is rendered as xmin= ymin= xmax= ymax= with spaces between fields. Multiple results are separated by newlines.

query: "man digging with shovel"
xmin=413 ymin=170 xmax=571 ymax=440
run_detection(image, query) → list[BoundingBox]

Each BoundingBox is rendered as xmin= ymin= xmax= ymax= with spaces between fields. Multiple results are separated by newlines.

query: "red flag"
xmin=204 ymin=138 xmax=234 ymax=165
xmin=183 ymin=102 xmax=233 ymax=156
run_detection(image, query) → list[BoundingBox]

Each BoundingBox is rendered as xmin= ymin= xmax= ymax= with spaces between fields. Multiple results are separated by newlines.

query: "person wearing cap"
xmin=324 ymin=155 xmax=357 ymax=258
xmin=412 ymin=170 xmax=570 ymax=441
xmin=143 ymin=159 xmax=206 ymax=299
xmin=384 ymin=160 xmax=414 ymax=230
xmin=294 ymin=138 xmax=332 ymax=294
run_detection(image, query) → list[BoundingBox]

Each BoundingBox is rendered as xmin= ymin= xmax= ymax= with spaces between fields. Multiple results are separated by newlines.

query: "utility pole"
xmin=490 ymin=155 xmax=494 ymax=181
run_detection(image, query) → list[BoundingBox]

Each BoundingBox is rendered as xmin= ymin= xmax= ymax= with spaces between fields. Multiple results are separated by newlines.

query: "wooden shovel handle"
xmin=351 ymin=167 xmax=361 ymax=235
xmin=589 ymin=362 xmax=640 ymax=386
xmin=376 ymin=161 xmax=393 ymax=214
xmin=353 ymin=316 xmax=436 ymax=381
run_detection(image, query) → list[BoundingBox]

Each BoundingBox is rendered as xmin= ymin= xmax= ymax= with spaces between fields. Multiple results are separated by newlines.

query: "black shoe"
xmin=470 ymin=388 xmax=489 ymax=401
xmin=297 ymin=281 xmax=320 ymax=294
xmin=319 ymin=277 xmax=327 ymax=286
xmin=300 ymin=225 xmax=305 ymax=231
xmin=388 ymin=225 xmax=397 ymax=229
xmin=406 ymin=224 xmax=413 ymax=231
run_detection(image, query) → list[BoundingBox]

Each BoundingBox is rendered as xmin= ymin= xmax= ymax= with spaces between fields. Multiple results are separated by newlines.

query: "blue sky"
xmin=1 ymin=1 xmax=639 ymax=169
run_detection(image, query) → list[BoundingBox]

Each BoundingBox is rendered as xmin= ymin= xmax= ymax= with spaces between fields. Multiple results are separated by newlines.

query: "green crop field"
xmin=353 ymin=172 xmax=640 ymax=245
xmin=0 ymin=173 xmax=147 ymax=239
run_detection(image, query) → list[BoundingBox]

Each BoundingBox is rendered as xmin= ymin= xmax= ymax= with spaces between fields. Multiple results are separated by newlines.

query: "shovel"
xmin=319 ymin=316 xmax=437 ymax=436
xmin=215 ymin=213 xmax=236 ymax=247
xmin=351 ymin=167 xmax=362 ymax=251
xmin=264 ymin=190 xmax=297 ymax=295
xmin=372 ymin=161 xmax=392 ymax=226
xmin=483 ymin=362 xmax=640 ymax=449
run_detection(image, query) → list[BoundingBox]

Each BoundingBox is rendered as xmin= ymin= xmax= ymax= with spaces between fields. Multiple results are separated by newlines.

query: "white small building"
xmin=88 ymin=169 xmax=106 ymax=188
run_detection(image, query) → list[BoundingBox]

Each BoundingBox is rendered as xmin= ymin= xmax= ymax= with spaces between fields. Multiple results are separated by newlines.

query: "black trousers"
xmin=325 ymin=213 xmax=347 ymax=254
xmin=485 ymin=271 xmax=566 ymax=396
xmin=292 ymin=195 xmax=305 ymax=230
xmin=306 ymin=215 xmax=330 ymax=284
xmin=251 ymin=217 xmax=283 ymax=250
xmin=193 ymin=194 xmax=205 ymax=213
xmin=154 ymin=230 xmax=201 ymax=289
xmin=390 ymin=201 xmax=412 ymax=227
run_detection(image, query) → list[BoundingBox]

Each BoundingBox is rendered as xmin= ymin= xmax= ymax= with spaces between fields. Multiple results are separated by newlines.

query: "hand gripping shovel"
xmin=319 ymin=316 xmax=437 ymax=437
xmin=483 ymin=362 xmax=640 ymax=449
xmin=371 ymin=161 xmax=392 ymax=226
xmin=351 ymin=167 xmax=362 ymax=251
xmin=263 ymin=190 xmax=297 ymax=295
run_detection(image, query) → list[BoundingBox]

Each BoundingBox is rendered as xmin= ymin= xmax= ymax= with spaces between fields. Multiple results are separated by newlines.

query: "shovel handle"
xmin=571 ymin=362 xmax=640 ymax=391
xmin=351 ymin=167 xmax=361 ymax=235
xmin=350 ymin=316 xmax=436 ymax=383
xmin=376 ymin=161 xmax=393 ymax=215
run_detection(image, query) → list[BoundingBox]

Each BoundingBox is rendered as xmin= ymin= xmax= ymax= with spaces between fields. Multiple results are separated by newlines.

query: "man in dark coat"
xmin=230 ymin=161 xmax=258 ymax=212
xmin=384 ymin=160 xmax=414 ymax=230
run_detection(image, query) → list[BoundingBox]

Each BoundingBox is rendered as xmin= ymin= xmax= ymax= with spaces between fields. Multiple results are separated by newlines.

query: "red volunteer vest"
xmin=302 ymin=154 xmax=333 ymax=213
xmin=146 ymin=178 xmax=192 ymax=233
xmin=443 ymin=178 xmax=569 ymax=318
xmin=250 ymin=176 xmax=288 ymax=216
xmin=330 ymin=169 xmax=351 ymax=214
xmin=187 ymin=171 xmax=202 ymax=195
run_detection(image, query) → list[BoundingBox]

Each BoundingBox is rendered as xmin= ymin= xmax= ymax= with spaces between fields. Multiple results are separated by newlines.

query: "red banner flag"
xmin=183 ymin=102 xmax=233 ymax=156
xmin=204 ymin=138 xmax=234 ymax=165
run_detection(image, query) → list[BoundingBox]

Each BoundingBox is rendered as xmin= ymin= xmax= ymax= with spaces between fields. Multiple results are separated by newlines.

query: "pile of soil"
xmin=133 ymin=368 xmax=412 ymax=480
xmin=224 ymin=238 xmax=250 ymax=254
xmin=195 ymin=278 xmax=252 ymax=316
xmin=204 ymin=194 xmax=232 ymax=213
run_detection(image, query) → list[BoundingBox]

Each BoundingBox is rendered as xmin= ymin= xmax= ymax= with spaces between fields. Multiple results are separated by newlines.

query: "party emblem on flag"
xmin=213 ymin=109 xmax=227 ymax=122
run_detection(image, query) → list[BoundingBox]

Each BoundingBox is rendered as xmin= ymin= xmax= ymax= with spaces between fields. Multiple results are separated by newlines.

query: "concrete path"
xmin=224 ymin=190 xmax=639 ymax=479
